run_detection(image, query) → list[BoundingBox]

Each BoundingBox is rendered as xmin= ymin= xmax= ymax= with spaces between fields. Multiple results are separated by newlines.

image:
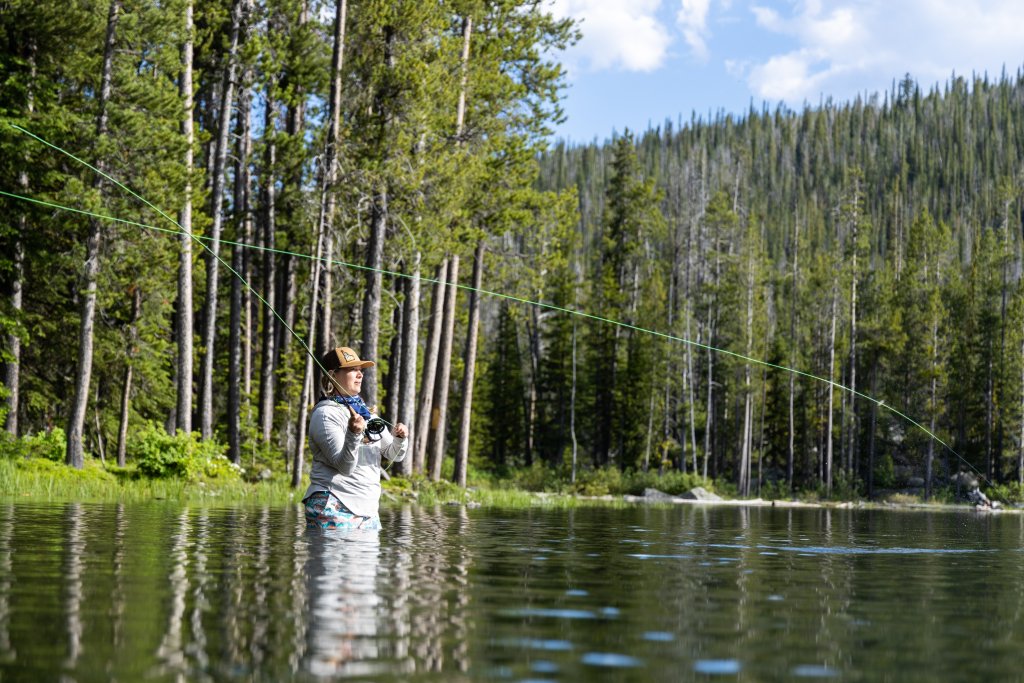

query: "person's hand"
xmin=393 ymin=422 xmax=408 ymax=439
xmin=347 ymin=406 xmax=366 ymax=435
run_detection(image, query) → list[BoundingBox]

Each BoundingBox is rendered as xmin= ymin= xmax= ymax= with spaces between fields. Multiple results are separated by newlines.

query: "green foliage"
xmin=130 ymin=423 xmax=242 ymax=481
xmin=874 ymin=454 xmax=897 ymax=489
xmin=508 ymin=461 xmax=564 ymax=491
xmin=0 ymin=427 xmax=67 ymax=462
xmin=0 ymin=458 xmax=298 ymax=504
xmin=830 ymin=467 xmax=863 ymax=500
xmin=499 ymin=462 xmax=711 ymax=497
xmin=15 ymin=456 xmax=116 ymax=484
xmin=985 ymin=482 xmax=1024 ymax=504
xmin=758 ymin=479 xmax=793 ymax=501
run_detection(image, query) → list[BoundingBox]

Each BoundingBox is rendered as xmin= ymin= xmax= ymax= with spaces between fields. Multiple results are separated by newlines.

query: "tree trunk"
xmin=454 ymin=242 xmax=483 ymax=487
xmin=291 ymin=198 xmax=328 ymax=488
xmin=228 ymin=231 xmax=244 ymax=463
xmin=685 ymin=304 xmax=698 ymax=474
xmin=237 ymin=64 xmax=254 ymax=444
xmin=5 ymin=229 xmax=24 ymax=437
xmin=116 ymin=286 xmax=141 ymax=467
xmin=643 ymin=388 xmax=655 ymax=471
xmin=868 ymin=366 xmax=878 ymax=497
xmin=848 ymin=216 xmax=859 ymax=480
xmin=825 ymin=286 xmax=838 ymax=495
xmin=5 ymin=42 xmax=33 ymax=437
xmin=258 ymin=98 xmax=278 ymax=443
xmin=525 ymin=309 xmax=540 ymax=467
xmin=925 ymin=318 xmax=938 ymax=500
xmin=788 ymin=217 xmax=799 ymax=490
xmin=428 ymin=256 xmax=459 ymax=481
xmin=175 ymin=0 xmax=195 ymax=436
xmin=570 ymin=318 xmax=578 ymax=484
xmin=360 ymin=19 xmax=397 ymax=408
xmin=986 ymin=345 xmax=994 ymax=482
xmin=664 ymin=217 xmax=679 ymax=470
xmin=67 ymin=0 xmax=120 ymax=468
xmin=93 ymin=383 xmax=106 ymax=465
xmin=414 ymin=259 xmax=448 ymax=472
xmin=317 ymin=0 xmax=348 ymax=361
xmin=433 ymin=14 xmax=474 ymax=481
xmin=361 ymin=191 xmax=386 ymax=406
xmin=198 ymin=0 xmax=244 ymax=439
xmin=396 ymin=255 xmax=421 ymax=477
xmin=385 ymin=284 xmax=403 ymax=422
xmin=739 ymin=242 xmax=754 ymax=496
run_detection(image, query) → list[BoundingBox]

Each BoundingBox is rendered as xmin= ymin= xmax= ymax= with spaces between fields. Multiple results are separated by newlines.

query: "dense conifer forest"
xmin=3 ymin=0 xmax=1024 ymax=498
xmin=535 ymin=72 xmax=1024 ymax=498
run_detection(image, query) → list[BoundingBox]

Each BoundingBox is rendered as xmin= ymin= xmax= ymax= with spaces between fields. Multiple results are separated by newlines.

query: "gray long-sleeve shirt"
xmin=302 ymin=399 xmax=408 ymax=518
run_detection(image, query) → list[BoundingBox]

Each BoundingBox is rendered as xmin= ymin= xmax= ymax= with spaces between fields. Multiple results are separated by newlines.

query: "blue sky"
xmin=547 ymin=0 xmax=1024 ymax=144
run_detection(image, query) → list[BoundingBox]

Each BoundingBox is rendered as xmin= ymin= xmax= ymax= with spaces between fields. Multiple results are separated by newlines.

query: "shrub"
xmin=758 ymin=479 xmax=793 ymax=501
xmin=130 ymin=423 xmax=241 ymax=481
xmin=874 ymin=454 xmax=896 ymax=489
xmin=0 ymin=428 xmax=68 ymax=462
xmin=510 ymin=461 xmax=563 ymax=492
xmin=987 ymin=482 xmax=1024 ymax=504
xmin=573 ymin=466 xmax=623 ymax=496
xmin=620 ymin=469 xmax=710 ymax=496
xmin=16 ymin=456 xmax=116 ymax=483
xmin=831 ymin=467 xmax=863 ymax=500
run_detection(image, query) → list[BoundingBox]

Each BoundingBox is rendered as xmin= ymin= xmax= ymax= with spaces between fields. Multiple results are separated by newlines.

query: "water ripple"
xmin=581 ymin=652 xmax=642 ymax=668
xmin=792 ymin=664 xmax=840 ymax=677
xmin=694 ymin=659 xmax=741 ymax=675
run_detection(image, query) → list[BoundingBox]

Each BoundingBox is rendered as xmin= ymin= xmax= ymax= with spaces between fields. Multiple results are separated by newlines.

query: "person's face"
xmin=332 ymin=367 xmax=363 ymax=396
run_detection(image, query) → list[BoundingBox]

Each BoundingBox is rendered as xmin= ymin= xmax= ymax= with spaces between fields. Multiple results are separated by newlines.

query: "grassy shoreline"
xmin=0 ymin=457 xmax=1001 ymax=512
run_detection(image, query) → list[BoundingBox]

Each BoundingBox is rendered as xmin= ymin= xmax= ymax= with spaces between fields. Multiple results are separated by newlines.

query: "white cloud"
xmin=548 ymin=0 xmax=673 ymax=73
xmin=741 ymin=0 xmax=1024 ymax=105
xmin=677 ymin=0 xmax=712 ymax=60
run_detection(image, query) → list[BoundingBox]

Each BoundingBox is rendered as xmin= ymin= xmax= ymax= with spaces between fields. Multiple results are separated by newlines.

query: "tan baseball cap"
xmin=321 ymin=346 xmax=375 ymax=371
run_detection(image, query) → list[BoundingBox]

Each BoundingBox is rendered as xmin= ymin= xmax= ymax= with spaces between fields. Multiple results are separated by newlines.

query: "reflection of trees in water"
xmin=62 ymin=503 xmax=84 ymax=669
xmin=189 ymin=509 xmax=211 ymax=670
xmin=112 ymin=503 xmax=127 ymax=650
xmin=0 ymin=504 xmax=12 ymax=661
xmin=286 ymin=510 xmax=310 ymax=669
xmin=9 ymin=503 xmax=482 ymax=678
xmin=155 ymin=508 xmax=191 ymax=676
xmin=397 ymin=504 xmax=473 ymax=674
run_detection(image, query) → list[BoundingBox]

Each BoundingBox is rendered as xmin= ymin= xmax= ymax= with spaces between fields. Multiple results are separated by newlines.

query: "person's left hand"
xmin=393 ymin=422 xmax=408 ymax=439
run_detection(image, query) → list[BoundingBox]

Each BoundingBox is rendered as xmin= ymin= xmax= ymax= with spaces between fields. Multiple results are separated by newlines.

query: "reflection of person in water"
xmin=303 ymin=530 xmax=383 ymax=676
xmin=302 ymin=346 xmax=408 ymax=531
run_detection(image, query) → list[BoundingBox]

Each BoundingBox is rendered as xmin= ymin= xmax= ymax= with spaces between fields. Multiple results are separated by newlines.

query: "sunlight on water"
xmin=0 ymin=502 xmax=1022 ymax=681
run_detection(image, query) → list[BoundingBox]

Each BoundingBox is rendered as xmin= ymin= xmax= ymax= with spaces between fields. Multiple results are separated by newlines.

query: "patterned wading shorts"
xmin=303 ymin=491 xmax=381 ymax=531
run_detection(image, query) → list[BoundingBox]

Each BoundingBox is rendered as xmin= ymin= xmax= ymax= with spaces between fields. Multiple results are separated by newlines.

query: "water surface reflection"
xmin=0 ymin=502 xmax=1021 ymax=681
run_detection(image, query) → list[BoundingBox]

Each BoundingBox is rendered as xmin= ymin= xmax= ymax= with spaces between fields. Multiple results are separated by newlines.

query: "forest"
xmin=3 ymin=0 xmax=1024 ymax=500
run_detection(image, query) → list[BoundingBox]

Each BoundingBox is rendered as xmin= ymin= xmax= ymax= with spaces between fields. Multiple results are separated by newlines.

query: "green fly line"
xmin=2 ymin=123 xmax=998 ymax=497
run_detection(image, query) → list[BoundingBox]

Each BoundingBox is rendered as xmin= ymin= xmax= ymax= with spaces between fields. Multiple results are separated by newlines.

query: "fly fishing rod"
xmin=2 ymin=123 xmax=1002 ymax=500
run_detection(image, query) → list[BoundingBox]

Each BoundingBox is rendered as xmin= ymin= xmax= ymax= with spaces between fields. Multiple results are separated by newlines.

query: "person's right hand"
xmin=347 ymin=406 xmax=366 ymax=435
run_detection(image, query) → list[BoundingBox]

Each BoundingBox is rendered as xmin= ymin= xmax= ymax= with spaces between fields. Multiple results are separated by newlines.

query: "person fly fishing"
xmin=302 ymin=346 xmax=408 ymax=530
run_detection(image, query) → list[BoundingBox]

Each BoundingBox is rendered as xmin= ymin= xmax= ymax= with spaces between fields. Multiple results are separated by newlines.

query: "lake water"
xmin=0 ymin=501 xmax=1021 ymax=681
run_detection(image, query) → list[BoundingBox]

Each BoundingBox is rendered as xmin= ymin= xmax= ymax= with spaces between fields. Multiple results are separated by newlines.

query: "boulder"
xmin=681 ymin=486 xmax=723 ymax=501
xmin=907 ymin=477 xmax=925 ymax=488
xmin=951 ymin=471 xmax=979 ymax=490
xmin=643 ymin=488 xmax=676 ymax=501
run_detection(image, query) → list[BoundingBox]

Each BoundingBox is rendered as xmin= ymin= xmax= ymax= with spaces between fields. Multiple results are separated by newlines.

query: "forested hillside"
xmin=533 ymin=72 xmax=1024 ymax=497
xmin=4 ymin=0 xmax=1024 ymax=499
